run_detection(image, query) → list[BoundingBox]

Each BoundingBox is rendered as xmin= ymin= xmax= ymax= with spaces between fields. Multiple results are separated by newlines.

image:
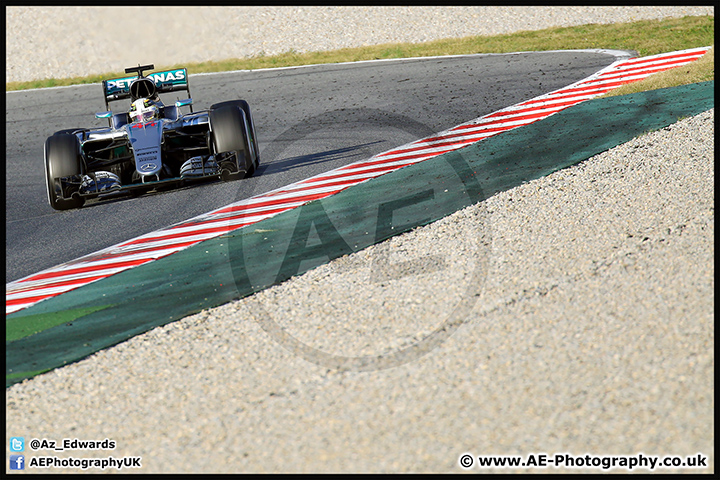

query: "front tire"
xmin=209 ymin=105 xmax=253 ymax=181
xmin=210 ymin=100 xmax=259 ymax=175
xmin=44 ymin=133 xmax=85 ymax=210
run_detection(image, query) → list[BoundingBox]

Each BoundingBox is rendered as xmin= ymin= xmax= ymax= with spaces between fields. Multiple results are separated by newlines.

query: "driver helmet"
xmin=129 ymin=98 xmax=159 ymax=123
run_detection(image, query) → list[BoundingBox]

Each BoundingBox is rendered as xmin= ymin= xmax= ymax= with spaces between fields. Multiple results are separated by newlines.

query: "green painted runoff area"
xmin=6 ymin=81 xmax=714 ymax=386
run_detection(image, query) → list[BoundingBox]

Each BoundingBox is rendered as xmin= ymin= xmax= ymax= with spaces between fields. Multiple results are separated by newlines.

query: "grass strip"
xmin=6 ymin=305 xmax=115 ymax=342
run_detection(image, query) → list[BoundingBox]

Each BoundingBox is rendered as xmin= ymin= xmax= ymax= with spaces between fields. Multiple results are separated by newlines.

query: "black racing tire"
xmin=44 ymin=133 xmax=85 ymax=210
xmin=209 ymin=105 xmax=252 ymax=181
xmin=210 ymin=100 xmax=259 ymax=174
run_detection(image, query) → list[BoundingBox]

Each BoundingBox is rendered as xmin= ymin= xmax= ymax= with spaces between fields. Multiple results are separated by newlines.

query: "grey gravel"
xmin=5 ymin=6 xmax=715 ymax=83
xmin=5 ymin=7 xmax=715 ymax=474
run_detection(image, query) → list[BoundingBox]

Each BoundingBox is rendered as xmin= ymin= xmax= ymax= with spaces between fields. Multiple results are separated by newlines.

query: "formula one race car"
xmin=44 ymin=64 xmax=259 ymax=210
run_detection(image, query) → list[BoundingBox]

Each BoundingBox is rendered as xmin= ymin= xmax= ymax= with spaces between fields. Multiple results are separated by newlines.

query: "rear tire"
xmin=209 ymin=105 xmax=253 ymax=181
xmin=44 ymin=134 xmax=85 ymax=210
xmin=210 ymin=100 xmax=259 ymax=175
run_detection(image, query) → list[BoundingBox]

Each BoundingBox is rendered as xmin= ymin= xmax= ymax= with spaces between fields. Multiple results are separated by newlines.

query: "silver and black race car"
xmin=44 ymin=64 xmax=259 ymax=210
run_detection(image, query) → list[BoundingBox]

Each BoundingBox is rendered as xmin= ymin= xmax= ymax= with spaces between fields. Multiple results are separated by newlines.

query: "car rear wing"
xmin=102 ymin=67 xmax=192 ymax=110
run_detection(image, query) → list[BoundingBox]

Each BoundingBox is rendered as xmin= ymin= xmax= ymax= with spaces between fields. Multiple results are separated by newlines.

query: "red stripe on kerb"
xmin=610 ymin=57 xmax=703 ymax=75
xmin=299 ymin=163 xmax=408 ymax=183
xmin=174 ymin=205 xmax=300 ymax=228
xmin=9 ymin=273 xmax=119 ymax=297
xmin=212 ymin=191 xmax=332 ymax=215
xmin=620 ymin=49 xmax=707 ymax=66
xmin=85 ymin=239 xmax=210 ymax=263
xmin=122 ymin=223 xmax=242 ymax=246
xmin=482 ymin=98 xmax=587 ymax=119
xmin=7 ymin=47 xmax=710 ymax=315
xmin=22 ymin=258 xmax=150 ymax=283
xmin=382 ymin=127 xmax=512 ymax=156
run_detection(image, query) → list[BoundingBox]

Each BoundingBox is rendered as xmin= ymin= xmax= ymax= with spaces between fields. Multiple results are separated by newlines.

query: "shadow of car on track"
xmin=260 ymin=141 xmax=384 ymax=176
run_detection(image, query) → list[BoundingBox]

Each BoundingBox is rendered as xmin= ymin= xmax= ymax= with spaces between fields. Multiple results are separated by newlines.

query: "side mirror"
xmin=95 ymin=111 xmax=112 ymax=119
xmin=175 ymin=99 xmax=193 ymax=108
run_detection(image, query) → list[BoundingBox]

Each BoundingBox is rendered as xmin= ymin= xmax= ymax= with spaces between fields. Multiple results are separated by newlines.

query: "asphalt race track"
xmin=5 ymin=51 xmax=620 ymax=283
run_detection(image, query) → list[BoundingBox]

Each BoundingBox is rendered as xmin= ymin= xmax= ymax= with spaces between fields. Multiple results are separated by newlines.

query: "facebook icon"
xmin=10 ymin=455 xmax=25 ymax=470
